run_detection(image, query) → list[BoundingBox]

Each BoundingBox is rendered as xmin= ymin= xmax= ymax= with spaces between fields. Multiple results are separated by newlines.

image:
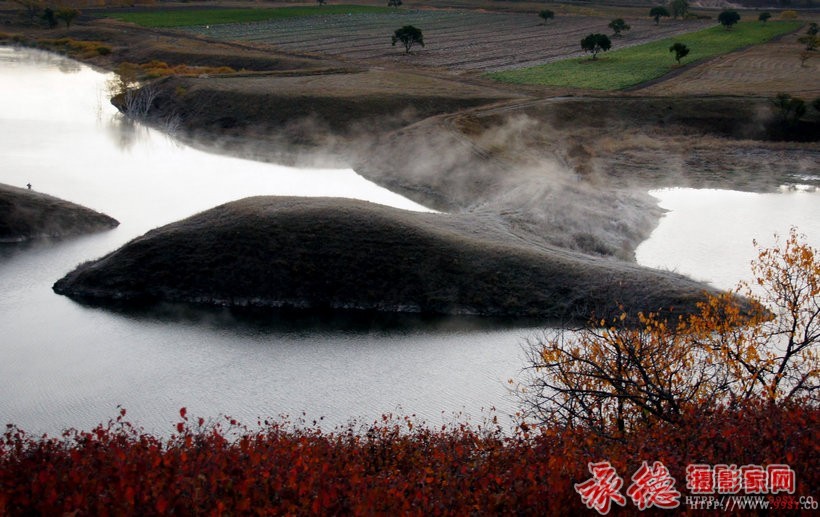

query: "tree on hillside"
xmin=580 ymin=33 xmax=611 ymax=60
xmin=520 ymin=228 xmax=820 ymax=437
xmin=773 ymin=93 xmax=807 ymax=125
xmin=650 ymin=6 xmax=670 ymax=25
xmin=41 ymin=7 xmax=57 ymax=28
xmin=538 ymin=9 xmax=554 ymax=24
xmin=670 ymin=0 xmax=688 ymax=20
xmin=608 ymin=18 xmax=631 ymax=37
xmin=758 ymin=12 xmax=771 ymax=23
xmin=801 ymin=24 xmax=819 ymax=45
xmin=56 ymin=8 xmax=80 ymax=28
xmin=718 ymin=10 xmax=741 ymax=30
xmin=799 ymin=34 xmax=819 ymax=51
xmin=669 ymin=42 xmax=689 ymax=64
xmin=392 ymin=25 xmax=424 ymax=54
xmin=802 ymin=23 xmax=820 ymax=60
xmin=387 ymin=0 xmax=402 ymax=7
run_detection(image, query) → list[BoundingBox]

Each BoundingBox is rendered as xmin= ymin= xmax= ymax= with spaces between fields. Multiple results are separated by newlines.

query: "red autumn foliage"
xmin=1 ymin=400 xmax=816 ymax=515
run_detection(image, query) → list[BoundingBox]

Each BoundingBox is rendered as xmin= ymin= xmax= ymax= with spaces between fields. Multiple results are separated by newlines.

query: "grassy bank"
xmin=103 ymin=5 xmax=395 ymax=28
xmin=488 ymin=20 xmax=802 ymax=90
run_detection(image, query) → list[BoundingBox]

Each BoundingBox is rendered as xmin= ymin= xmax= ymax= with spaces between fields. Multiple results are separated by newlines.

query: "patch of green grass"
xmin=487 ymin=21 xmax=802 ymax=90
xmin=103 ymin=5 xmax=395 ymax=28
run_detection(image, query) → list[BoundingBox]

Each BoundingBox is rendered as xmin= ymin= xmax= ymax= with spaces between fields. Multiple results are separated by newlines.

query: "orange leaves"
xmin=522 ymin=229 xmax=819 ymax=438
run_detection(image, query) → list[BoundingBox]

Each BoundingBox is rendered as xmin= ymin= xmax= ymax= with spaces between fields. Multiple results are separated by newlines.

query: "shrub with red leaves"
xmin=1 ymin=401 xmax=817 ymax=515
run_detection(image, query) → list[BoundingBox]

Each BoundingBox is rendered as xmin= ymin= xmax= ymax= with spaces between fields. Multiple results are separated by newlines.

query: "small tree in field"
xmin=669 ymin=42 xmax=689 ymax=64
xmin=670 ymin=0 xmax=688 ymax=20
xmin=773 ymin=93 xmax=807 ymax=124
xmin=56 ymin=8 xmax=80 ymax=28
xmin=608 ymin=18 xmax=631 ymax=37
xmin=718 ymin=10 xmax=741 ymax=29
xmin=538 ymin=9 xmax=554 ymax=24
xmin=649 ymin=6 xmax=670 ymax=25
xmin=581 ymin=33 xmax=611 ymax=60
xmin=800 ymin=35 xmax=819 ymax=51
xmin=41 ymin=6 xmax=57 ymax=28
xmin=800 ymin=24 xmax=820 ymax=52
xmin=392 ymin=25 xmax=424 ymax=54
xmin=520 ymin=228 xmax=819 ymax=437
xmin=758 ymin=12 xmax=771 ymax=24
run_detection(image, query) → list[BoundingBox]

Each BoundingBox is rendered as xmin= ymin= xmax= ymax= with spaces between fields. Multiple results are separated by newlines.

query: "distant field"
xmin=103 ymin=6 xmax=395 ymax=28
xmin=180 ymin=10 xmax=712 ymax=72
xmin=487 ymin=21 xmax=802 ymax=90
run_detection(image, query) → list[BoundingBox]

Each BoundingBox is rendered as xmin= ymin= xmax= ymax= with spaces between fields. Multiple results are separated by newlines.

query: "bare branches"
xmin=519 ymin=228 xmax=819 ymax=438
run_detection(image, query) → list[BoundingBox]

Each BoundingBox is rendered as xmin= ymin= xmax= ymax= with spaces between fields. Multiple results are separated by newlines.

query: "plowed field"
xmin=639 ymin=31 xmax=820 ymax=97
xmin=181 ymin=11 xmax=712 ymax=72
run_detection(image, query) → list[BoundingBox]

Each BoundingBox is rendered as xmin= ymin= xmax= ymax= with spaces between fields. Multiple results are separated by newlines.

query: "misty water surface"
xmin=1 ymin=47 xmax=818 ymax=436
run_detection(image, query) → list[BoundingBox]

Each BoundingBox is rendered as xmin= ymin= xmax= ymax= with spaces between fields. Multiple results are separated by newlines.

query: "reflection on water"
xmin=636 ymin=188 xmax=820 ymax=290
xmin=0 ymin=46 xmax=525 ymax=436
xmin=1 ymin=46 xmax=818 ymax=437
xmin=0 ymin=45 xmax=430 ymax=235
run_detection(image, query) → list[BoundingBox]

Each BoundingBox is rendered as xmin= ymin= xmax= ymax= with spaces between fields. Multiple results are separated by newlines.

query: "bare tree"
xmin=519 ymin=228 xmax=819 ymax=438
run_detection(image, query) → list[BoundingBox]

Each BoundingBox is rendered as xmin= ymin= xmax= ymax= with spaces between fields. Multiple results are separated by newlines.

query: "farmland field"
xmin=178 ymin=10 xmax=712 ymax=72
xmin=487 ymin=21 xmax=803 ymax=90
xmin=104 ymin=6 xmax=395 ymax=28
xmin=641 ymin=29 xmax=820 ymax=96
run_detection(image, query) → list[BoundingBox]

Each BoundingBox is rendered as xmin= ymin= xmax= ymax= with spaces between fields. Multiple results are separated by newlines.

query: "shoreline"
xmin=3 ymin=10 xmax=818 ymax=318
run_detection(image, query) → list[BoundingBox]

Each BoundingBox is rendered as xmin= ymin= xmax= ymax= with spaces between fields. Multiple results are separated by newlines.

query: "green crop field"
xmin=103 ymin=5 xmax=395 ymax=28
xmin=487 ymin=21 xmax=802 ymax=90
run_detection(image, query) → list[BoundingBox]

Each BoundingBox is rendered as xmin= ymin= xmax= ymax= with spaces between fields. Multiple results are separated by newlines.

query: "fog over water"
xmin=1 ymin=47 xmax=818 ymax=436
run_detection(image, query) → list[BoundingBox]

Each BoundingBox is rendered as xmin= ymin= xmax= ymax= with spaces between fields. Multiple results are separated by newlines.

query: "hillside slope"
xmin=54 ymin=196 xmax=714 ymax=320
xmin=0 ymin=183 xmax=119 ymax=243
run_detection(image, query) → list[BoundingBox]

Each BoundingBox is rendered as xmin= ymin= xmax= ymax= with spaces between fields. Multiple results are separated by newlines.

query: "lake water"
xmin=636 ymin=187 xmax=820 ymax=291
xmin=1 ymin=47 xmax=818 ymax=436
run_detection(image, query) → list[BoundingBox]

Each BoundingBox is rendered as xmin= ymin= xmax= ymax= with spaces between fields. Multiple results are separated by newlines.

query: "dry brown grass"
xmin=53 ymin=196 xmax=714 ymax=320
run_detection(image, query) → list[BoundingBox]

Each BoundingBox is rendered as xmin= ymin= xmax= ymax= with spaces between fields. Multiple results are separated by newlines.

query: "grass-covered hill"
xmin=0 ymin=183 xmax=119 ymax=243
xmin=54 ymin=196 xmax=714 ymax=320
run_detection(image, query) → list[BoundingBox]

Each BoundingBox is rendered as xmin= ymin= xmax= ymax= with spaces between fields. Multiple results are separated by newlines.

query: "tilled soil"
xmin=180 ymin=10 xmax=713 ymax=73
